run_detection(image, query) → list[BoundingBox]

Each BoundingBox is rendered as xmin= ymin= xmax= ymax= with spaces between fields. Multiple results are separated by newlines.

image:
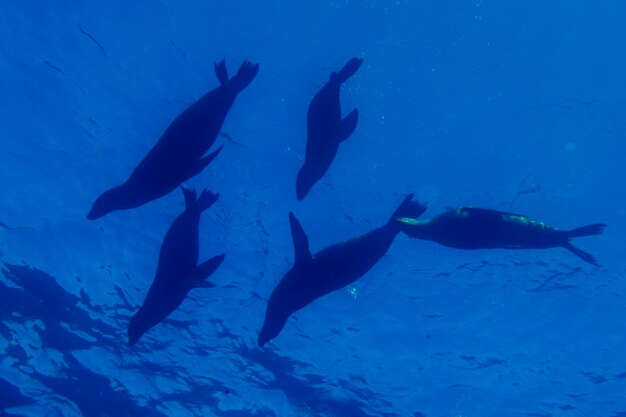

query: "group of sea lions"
xmin=87 ymin=57 xmax=605 ymax=347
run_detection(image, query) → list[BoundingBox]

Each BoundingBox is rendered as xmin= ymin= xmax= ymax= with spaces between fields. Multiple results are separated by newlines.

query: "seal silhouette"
xmin=88 ymin=59 xmax=259 ymax=219
xmin=397 ymin=207 xmax=605 ymax=265
xmin=128 ymin=187 xmax=224 ymax=346
xmin=258 ymin=194 xmax=426 ymax=346
xmin=296 ymin=57 xmax=362 ymax=200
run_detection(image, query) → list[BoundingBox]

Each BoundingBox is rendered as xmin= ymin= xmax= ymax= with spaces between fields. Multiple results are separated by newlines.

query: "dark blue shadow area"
xmin=2 ymin=262 xmax=389 ymax=417
xmin=240 ymin=344 xmax=390 ymax=417
xmin=1 ymin=263 xmax=118 ymax=351
xmin=0 ymin=263 xmax=166 ymax=417
xmin=0 ymin=378 xmax=33 ymax=412
xmin=32 ymin=354 xmax=167 ymax=417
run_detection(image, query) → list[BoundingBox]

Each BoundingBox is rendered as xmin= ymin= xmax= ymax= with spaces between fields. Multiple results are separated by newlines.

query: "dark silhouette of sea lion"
xmin=258 ymin=194 xmax=426 ymax=346
xmin=128 ymin=187 xmax=224 ymax=346
xmin=296 ymin=57 xmax=363 ymax=200
xmin=397 ymin=207 xmax=605 ymax=265
xmin=88 ymin=59 xmax=259 ymax=220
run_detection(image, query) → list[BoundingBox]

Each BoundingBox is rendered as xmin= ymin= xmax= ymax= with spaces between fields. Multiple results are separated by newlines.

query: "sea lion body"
xmin=258 ymin=195 xmax=426 ymax=346
xmin=88 ymin=60 xmax=259 ymax=219
xmin=399 ymin=207 xmax=605 ymax=265
xmin=128 ymin=188 xmax=224 ymax=345
xmin=296 ymin=58 xmax=362 ymax=200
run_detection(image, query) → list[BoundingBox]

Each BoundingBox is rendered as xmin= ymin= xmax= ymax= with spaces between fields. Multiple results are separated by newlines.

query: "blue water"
xmin=1 ymin=1 xmax=625 ymax=416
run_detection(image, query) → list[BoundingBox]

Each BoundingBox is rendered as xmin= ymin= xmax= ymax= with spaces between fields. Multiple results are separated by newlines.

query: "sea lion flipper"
xmin=230 ymin=60 xmax=260 ymax=92
xmin=392 ymin=194 xmax=427 ymax=221
xmin=338 ymin=109 xmax=358 ymax=142
xmin=565 ymin=223 xmax=606 ymax=238
xmin=192 ymin=146 xmax=223 ymax=176
xmin=289 ymin=212 xmax=311 ymax=264
xmin=336 ymin=57 xmax=363 ymax=83
xmin=187 ymin=253 xmax=225 ymax=288
xmin=181 ymin=187 xmax=197 ymax=206
xmin=181 ymin=187 xmax=218 ymax=212
xmin=563 ymin=242 xmax=600 ymax=266
xmin=195 ymin=189 xmax=219 ymax=211
xmin=214 ymin=59 xmax=229 ymax=85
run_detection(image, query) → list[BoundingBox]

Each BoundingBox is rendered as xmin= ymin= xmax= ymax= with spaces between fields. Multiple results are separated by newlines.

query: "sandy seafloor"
xmin=1 ymin=1 xmax=625 ymax=416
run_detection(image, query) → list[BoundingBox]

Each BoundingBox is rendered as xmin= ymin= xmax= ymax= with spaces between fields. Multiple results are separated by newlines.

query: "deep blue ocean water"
xmin=1 ymin=1 xmax=625 ymax=416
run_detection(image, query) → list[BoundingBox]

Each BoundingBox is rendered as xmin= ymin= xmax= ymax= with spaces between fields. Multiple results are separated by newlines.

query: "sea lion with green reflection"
xmin=398 ymin=207 xmax=605 ymax=265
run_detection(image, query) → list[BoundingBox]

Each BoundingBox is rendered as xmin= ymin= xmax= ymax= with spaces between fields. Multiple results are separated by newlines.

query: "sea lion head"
xmin=296 ymin=168 xmax=317 ymax=201
xmin=87 ymin=190 xmax=115 ymax=220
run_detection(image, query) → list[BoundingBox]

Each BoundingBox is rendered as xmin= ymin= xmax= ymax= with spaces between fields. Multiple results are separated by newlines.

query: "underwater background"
xmin=1 ymin=1 xmax=625 ymax=416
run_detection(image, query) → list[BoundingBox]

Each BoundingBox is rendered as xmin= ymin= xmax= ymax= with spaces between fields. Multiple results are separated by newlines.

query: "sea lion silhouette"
xmin=258 ymin=194 xmax=426 ymax=346
xmin=88 ymin=59 xmax=259 ymax=219
xmin=128 ymin=187 xmax=224 ymax=345
xmin=397 ymin=207 xmax=605 ymax=265
xmin=296 ymin=57 xmax=362 ymax=200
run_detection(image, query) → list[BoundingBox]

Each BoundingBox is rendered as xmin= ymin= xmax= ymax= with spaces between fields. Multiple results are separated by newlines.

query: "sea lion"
xmin=397 ymin=207 xmax=605 ymax=265
xmin=258 ymin=194 xmax=426 ymax=346
xmin=128 ymin=187 xmax=224 ymax=345
xmin=88 ymin=59 xmax=259 ymax=220
xmin=296 ymin=57 xmax=362 ymax=200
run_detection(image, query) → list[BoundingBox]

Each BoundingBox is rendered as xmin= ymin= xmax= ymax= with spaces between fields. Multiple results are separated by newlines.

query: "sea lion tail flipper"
xmin=565 ymin=223 xmax=606 ymax=238
xmin=289 ymin=212 xmax=312 ymax=264
xmin=195 ymin=189 xmax=219 ymax=212
xmin=390 ymin=194 xmax=428 ymax=223
xmin=187 ymin=253 xmax=226 ymax=288
xmin=563 ymin=242 xmax=600 ymax=266
xmin=181 ymin=187 xmax=198 ymax=206
xmin=338 ymin=109 xmax=358 ymax=142
xmin=230 ymin=60 xmax=260 ymax=92
xmin=193 ymin=146 xmax=224 ymax=176
xmin=181 ymin=186 xmax=219 ymax=212
xmin=336 ymin=57 xmax=363 ymax=83
xmin=214 ymin=59 xmax=229 ymax=85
